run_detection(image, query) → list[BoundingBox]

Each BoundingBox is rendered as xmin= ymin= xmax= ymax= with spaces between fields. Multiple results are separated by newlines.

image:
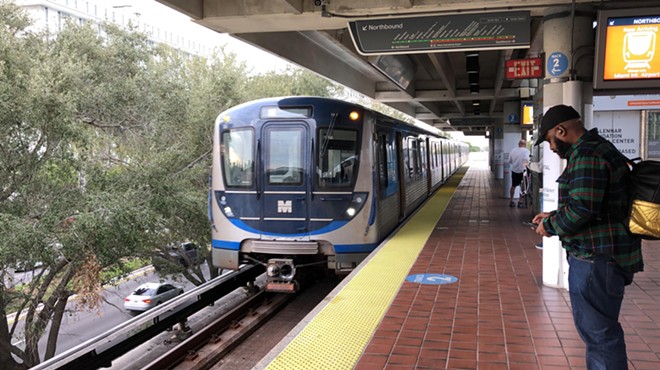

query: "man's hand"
xmin=532 ymin=212 xmax=552 ymax=225
xmin=532 ymin=212 xmax=552 ymax=237
xmin=535 ymin=222 xmax=550 ymax=237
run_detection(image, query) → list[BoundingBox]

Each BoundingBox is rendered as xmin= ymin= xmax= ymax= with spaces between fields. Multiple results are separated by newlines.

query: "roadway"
xmin=9 ymin=266 xmax=208 ymax=362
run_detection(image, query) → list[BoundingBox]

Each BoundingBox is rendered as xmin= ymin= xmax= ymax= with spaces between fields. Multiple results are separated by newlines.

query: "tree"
xmin=0 ymin=6 xmax=170 ymax=366
xmin=0 ymin=3 xmax=349 ymax=366
xmin=246 ymin=66 xmax=340 ymax=99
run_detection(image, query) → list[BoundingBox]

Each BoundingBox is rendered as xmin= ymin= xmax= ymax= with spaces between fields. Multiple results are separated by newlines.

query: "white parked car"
xmin=123 ymin=282 xmax=183 ymax=312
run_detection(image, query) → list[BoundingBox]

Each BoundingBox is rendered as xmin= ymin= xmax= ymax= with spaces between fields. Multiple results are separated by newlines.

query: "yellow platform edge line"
xmin=265 ymin=167 xmax=467 ymax=370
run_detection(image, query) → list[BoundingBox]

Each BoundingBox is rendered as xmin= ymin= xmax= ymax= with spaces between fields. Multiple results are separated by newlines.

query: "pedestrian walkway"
xmin=354 ymin=159 xmax=660 ymax=369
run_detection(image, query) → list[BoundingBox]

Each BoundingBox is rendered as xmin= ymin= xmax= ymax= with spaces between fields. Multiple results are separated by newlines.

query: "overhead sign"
xmin=506 ymin=58 xmax=543 ymax=79
xmin=603 ymin=15 xmax=660 ymax=81
xmin=348 ymin=11 xmax=530 ymax=55
xmin=406 ymin=274 xmax=458 ymax=285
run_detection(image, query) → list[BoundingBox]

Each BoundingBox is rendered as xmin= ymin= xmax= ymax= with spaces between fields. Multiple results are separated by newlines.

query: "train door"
xmin=260 ymin=122 xmax=311 ymax=240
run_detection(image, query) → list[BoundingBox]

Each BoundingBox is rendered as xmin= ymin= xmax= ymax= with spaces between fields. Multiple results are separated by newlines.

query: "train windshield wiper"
xmin=319 ymin=112 xmax=339 ymax=160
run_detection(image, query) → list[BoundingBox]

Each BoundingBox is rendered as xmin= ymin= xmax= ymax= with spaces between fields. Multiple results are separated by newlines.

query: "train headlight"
xmin=344 ymin=192 xmax=368 ymax=220
xmin=215 ymin=191 xmax=235 ymax=218
xmin=223 ymin=206 xmax=235 ymax=218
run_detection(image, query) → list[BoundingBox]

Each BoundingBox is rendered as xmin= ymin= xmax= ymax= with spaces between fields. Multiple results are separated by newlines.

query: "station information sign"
xmin=505 ymin=58 xmax=543 ymax=79
xmin=603 ymin=15 xmax=660 ymax=81
xmin=348 ymin=11 xmax=530 ymax=55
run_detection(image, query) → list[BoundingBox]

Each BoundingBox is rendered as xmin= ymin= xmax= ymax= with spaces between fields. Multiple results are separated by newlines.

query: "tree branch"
xmin=175 ymin=149 xmax=211 ymax=175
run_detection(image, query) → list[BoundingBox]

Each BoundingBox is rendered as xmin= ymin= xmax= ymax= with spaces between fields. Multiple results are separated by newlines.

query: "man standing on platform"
xmin=508 ymin=139 xmax=530 ymax=207
xmin=532 ymin=104 xmax=643 ymax=370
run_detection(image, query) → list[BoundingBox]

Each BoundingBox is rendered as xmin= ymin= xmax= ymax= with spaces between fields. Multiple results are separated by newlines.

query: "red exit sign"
xmin=505 ymin=58 xmax=543 ymax=79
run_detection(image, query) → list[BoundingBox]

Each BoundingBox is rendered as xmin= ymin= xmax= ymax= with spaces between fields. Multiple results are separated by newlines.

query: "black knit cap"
xmin=534 ymin=104 xmax=581 ymax=146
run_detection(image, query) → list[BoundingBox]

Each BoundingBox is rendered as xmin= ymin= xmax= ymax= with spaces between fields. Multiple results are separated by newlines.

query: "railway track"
xmin=142 ymin=291 xmax=293 ymax=370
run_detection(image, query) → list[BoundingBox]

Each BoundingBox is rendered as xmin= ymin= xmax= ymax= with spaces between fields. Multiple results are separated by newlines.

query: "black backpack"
xmin=625 ymin=158 xmax=660 ymax=240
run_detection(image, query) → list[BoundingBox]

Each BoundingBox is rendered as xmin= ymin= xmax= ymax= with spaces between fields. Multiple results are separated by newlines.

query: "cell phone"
xmin=523 ymin=221 xmax=538 ymax=230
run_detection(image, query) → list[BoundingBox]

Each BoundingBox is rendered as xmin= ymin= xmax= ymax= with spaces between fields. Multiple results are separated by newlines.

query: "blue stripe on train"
xmin=212 ymin=240 xmax=241 ymax=250
xmin=227 ymin=218 xmax=349 ymax=237
xmin=211 ymin=239 xmax=378 ymax=254
xmin=333 ymin=243 xmax=379 ymax=253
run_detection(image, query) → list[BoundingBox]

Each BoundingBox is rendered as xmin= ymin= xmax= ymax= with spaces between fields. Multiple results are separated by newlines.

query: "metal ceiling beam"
xmin=489 ymin=50 xmax=508 ymax=116
xmin=375 ymin=89 xmax=518 ymax=103
xmin=426 ymin=53 xmax=465 ymax=115
xmin=415 ymin=112 xmax=500 ymax=120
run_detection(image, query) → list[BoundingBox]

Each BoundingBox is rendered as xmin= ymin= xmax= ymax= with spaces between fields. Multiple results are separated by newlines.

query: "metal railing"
xmin=32 ymin=264 xmax=265 ymax=370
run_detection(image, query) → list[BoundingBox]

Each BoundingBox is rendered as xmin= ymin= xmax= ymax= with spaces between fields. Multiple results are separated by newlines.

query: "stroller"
xmin=517 ymin=162 xmax=541 ymax=208
xmin=517 ymin=165 xmax=533 ymax=208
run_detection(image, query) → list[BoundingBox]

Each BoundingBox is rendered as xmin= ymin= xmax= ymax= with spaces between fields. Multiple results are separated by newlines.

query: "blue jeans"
xmin=568 ymin=254 xmax=633 ymax=370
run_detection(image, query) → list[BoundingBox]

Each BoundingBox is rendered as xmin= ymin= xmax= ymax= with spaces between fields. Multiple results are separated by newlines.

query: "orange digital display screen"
xmin=522 ymin=104 xmax=533 ymax=126
xmin=603 ymin=16 xmax=660 ymax=81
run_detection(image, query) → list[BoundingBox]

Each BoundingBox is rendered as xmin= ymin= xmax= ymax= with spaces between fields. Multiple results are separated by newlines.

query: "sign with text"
xmin=603 ymin=15 xmax=660 ymax=81
xmin=506 ymin=58 xmax=543 ymax=79
xmin=348 ymin=11 xmax=530 ymax=55
xmin=593 ymin=111 xmax=640 ymax=158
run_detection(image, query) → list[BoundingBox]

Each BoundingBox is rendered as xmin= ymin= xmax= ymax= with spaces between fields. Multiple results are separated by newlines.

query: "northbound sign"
xmin=349 ymin=11 xmax=530 ymax=55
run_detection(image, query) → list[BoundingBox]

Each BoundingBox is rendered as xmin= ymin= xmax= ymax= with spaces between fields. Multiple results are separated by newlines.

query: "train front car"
xmin=210 ymin=97 xmax=374 ymax=292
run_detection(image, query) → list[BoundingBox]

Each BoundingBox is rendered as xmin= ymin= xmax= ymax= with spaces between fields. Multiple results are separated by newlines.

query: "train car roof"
xmin=218 ymin=96 xmax=450 ymax=138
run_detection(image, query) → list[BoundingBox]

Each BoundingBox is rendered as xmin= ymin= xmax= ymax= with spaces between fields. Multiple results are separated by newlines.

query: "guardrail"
xmin=32 ymin=264 xmax=265 ymax=370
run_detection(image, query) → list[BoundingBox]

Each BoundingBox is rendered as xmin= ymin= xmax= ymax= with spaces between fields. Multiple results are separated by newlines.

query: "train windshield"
xmin=317 ymin=129 xmax=359 ymax=188
xmin=266 ymin=127 xmax=304 ymax=185
xmin=221 ymin=129 xmax=254 ymax=187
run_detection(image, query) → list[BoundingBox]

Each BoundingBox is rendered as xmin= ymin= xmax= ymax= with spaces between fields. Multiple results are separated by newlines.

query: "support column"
xmin=540 ymin=5 xmax=594 ymax=289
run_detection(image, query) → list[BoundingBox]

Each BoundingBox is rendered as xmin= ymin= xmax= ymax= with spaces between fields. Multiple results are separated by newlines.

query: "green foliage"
xmin=0 ymin=2 xmax=338 ymax=366
xmin=246 ymin=66 xmax=339 ymax=99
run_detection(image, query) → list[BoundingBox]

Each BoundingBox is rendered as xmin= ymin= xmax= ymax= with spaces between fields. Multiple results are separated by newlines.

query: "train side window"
xmin=221 ymin=129 xmax=254 ymax=187
xmin=409 ymin=137 xmax=419 ymax=176
xmin=419 ymin=139 xmax=426 ymax=173
xmin=317 ymin=129 xmax=358 ymax=188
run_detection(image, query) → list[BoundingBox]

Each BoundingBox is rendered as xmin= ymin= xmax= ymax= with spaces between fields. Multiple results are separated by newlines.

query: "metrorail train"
xmin=209 ymin=96 xmax=469 ymax=292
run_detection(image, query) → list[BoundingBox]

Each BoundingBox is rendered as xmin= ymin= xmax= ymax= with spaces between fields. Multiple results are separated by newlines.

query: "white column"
xmin=540 ymin=5 xmax=594 ymax=289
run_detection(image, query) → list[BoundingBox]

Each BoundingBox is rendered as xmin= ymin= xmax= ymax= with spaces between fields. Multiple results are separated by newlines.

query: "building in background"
xmin=15 ymin=0 xmax=219 ymax=57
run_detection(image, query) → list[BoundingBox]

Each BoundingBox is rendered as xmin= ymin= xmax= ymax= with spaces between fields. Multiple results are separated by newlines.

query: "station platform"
xmin=257 ymin=157 xmax=660 ymax=370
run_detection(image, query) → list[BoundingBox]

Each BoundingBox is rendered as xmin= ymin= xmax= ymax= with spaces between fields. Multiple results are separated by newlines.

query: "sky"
xmin=100 ymin=0 xmax=293 ymax=73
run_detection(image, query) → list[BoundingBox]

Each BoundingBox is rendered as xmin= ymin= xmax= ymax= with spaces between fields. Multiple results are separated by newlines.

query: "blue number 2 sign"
xmin=547 ymin=52 xmax=568 ymax=77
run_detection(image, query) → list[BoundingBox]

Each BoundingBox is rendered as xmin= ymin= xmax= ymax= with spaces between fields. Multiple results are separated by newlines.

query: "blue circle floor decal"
xmin=406 ymin=273 xmax=458 ymax=285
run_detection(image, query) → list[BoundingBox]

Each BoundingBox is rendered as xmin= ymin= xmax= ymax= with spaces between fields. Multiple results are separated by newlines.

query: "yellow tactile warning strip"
xmin=265 ymin=167 xmax=467 ymax=370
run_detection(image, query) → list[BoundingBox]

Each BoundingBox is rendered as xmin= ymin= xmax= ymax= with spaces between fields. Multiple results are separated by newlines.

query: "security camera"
xmin=314 ymin=0 xmax=322 ymax=6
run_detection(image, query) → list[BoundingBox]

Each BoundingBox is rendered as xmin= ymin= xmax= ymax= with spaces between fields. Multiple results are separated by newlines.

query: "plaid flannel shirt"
xmin=543 ymin=128 xmax=643 ymax=273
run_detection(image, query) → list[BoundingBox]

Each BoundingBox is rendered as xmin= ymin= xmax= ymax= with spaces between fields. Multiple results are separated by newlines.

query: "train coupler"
xmin=265 ymin=258 xmax=298 ymax=293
